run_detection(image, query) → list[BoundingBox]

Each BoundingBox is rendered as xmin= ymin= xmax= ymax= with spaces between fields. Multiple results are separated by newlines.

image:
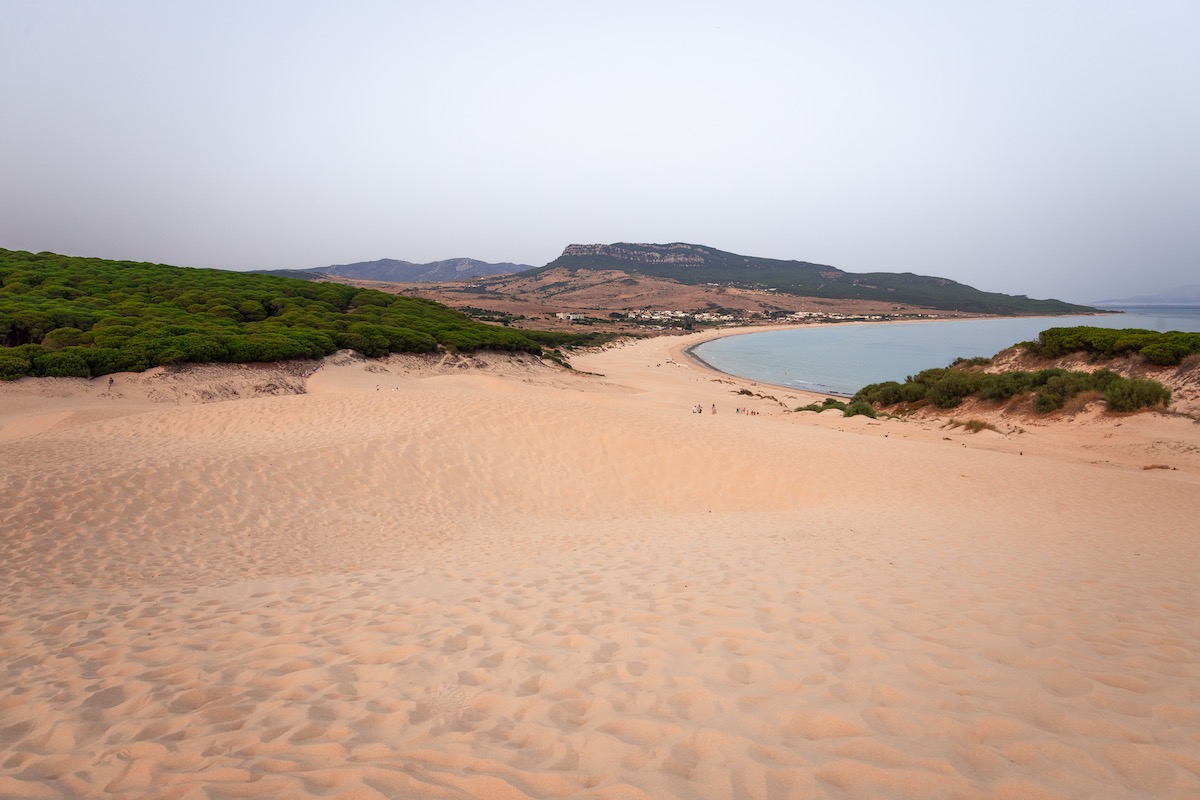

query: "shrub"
xmin=344 ymin=323 xmax=393 ymax=357
xmin=857 ymin=381 xmax=903 ymax=406
xmin=855 ymin=380 xmax=927 ymax=406
xmin=909 ymin=367 xmax=950 ymax=387
xmin=33 ymin=348 xmax=91 ymax=378
xmin=1106 ymin=378 xmax=1171 ymax=412
xmin=1139 ymin=335 xmax=1200 ymax=366
xmin=80 ymin=347 xmax=137 ymax=376
xmin=926 ymin=371 xmax=981 ymax=408
xmin=350 ymin=290 xmax=393 ymax=308
xmin=223 ymin=334 xmax=312 ymax=363
xmin=1089 ymin=368 xmax=1122 ymax=391
xmin=334 ymin=332 xmax=372 ymax=354
xmin=89 ymin=324 xmax=138 ymax=349
xmin=795 ymin=398 xmax=846 ymax=413
xmin=42 ymin=326 xmax=86 ymax=350
xmin=1030 ymin=367 xmax=1069 ymax=387
xmin=844 ymin=400 xmax=877 ymax=418
xmin=0 ymin=349 xmax=30 ymax=380
xmin=976 ymin=371 xmax=1034 ymax=401
xmin=1033 ymin=372 xmax=1094 ymax=412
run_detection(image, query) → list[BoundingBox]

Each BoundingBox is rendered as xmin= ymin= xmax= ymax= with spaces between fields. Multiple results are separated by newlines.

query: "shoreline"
xmin=672 ymin=323 xmax=848 ymax=399
xmin=671 ymin=307 xmax=1199 ymax=400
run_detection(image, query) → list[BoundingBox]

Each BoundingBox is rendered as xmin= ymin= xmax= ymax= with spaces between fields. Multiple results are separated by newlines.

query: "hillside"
xmin=0 ymin=249 xmax=594 ymax=380
xmin=542 ymin=242 xmax=1098 ymax=315
xmin=256 ymin=257 xmax=530 ymax=283
xmin=361 ymin=266 xmax=960 ymax=336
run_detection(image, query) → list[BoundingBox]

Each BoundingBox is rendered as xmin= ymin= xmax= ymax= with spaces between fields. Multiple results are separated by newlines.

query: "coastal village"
xmin=558 ymin=307 xmax=949 ymax=330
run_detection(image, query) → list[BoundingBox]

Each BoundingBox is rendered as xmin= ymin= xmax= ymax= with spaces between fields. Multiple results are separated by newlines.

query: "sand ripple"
xmin=3 ymin=351 xmax=1199 ymax=798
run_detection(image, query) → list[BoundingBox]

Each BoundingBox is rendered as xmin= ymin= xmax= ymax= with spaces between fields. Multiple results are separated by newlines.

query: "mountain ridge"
xmin=256 ymin=257 xmax=530 ymax=283
xmin=541 ymin=242 xmax=1097 ymax=315
xmin=260 ymin=242 xmax=1100 ymax=316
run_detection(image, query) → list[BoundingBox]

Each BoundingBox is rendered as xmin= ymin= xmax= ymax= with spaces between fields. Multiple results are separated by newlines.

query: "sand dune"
xmin=2 ymin=336 xmax=1198 ymax=798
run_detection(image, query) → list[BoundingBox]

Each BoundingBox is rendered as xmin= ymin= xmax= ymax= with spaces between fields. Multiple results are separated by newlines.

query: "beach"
xmin=2 ymin=332 xmax=1199 ymax=799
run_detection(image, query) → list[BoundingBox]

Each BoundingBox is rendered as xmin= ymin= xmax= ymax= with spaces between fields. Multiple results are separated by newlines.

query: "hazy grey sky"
xmin=3 ymin=1 xmax=1197 ymax=302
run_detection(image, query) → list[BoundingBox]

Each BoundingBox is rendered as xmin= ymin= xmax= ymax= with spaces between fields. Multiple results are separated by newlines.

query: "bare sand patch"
xmin=2 ymin=337 xmax=1198 ymax=798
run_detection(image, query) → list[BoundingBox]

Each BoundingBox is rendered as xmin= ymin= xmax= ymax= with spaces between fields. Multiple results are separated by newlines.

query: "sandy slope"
xmin=1 ymin=336 xmax=1198 ymax=799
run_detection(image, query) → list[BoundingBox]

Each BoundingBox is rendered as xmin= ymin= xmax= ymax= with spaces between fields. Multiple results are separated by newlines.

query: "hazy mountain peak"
xmin=1094 ymin=285 xmax=1200 ymax=305
xmin=293 ymin=257 xmax=531 ymax=283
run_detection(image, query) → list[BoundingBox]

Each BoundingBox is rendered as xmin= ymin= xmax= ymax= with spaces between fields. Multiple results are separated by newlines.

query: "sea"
xmin=690 ymin=306 xmax=1200 ymax=397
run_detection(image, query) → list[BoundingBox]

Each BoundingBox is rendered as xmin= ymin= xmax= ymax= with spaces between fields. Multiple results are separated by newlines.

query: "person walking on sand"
xmin=107 ymin=376 xmax=114 ymax=389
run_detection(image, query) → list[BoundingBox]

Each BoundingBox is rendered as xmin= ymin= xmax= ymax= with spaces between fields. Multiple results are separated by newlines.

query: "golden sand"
xmin=2 ymin=334 xmax=1198 ymax=798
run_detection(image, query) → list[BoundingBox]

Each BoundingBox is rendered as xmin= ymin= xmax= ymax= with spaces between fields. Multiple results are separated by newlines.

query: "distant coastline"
xmin=1092 ymin=303 xmax=1200 ymax=309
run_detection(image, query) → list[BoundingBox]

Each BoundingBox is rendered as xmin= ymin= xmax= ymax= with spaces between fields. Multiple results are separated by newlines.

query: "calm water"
xmin=691 ymin=306 xmax=1200 ymax=396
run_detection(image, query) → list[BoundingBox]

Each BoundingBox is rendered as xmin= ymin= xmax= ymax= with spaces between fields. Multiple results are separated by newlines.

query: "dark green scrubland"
xmin=1025 ymin=326 xmax=1200 ymax=366
xmin=850 ymin=327 xmax=1189 ymax=415
xmin=855 ymin=366 xmax=1170 ymax=413
xmin=0 ymin=249 xmax=609 ymax=380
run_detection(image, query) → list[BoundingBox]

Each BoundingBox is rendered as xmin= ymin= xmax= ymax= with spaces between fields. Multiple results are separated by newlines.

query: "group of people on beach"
xmin=692 ymin=404 xmax=763 ymax=415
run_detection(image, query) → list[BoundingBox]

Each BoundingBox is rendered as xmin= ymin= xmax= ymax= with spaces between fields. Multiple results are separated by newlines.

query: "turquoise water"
xmin=691 ymin=306 xmax=1200 ymax=396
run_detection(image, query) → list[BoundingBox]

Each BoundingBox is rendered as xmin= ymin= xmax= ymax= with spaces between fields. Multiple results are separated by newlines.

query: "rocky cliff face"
xmin=561 ymin=243 xmax=709 ymax=266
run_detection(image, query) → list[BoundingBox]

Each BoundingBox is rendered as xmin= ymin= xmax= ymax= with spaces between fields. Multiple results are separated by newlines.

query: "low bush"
xmin=976 ymin=371 xmax=1033 ymax=401
xmin=1033 ymin=371 xmax=1097 ymax=412
xmin=1106 ymin=378 xmax=1171 ymax=412
xmin=856 ymin=380 xmax=927 ymax=406
xmin=33 ymin=348 xmax=91 ymax=378
xmin=0 ymin=348 xmax=30 ymax=380
xmin=844 ymin=400 xmax=877 ymax=418
xmin=795 ymin=398 xmax=846 ymax=413
xmin=794 ymin=397 xmax=876 ymax=418
xmin=926 ymin=371 xmax=983 ymax=408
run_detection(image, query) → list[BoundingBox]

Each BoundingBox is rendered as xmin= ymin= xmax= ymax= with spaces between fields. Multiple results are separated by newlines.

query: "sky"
xmin=2 ymin=1 xmax=1198 ymax=303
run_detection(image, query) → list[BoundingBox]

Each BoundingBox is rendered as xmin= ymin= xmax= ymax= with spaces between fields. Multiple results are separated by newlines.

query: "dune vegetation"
xmin=854 ymin=328 xmax=1182 ymax=415
xmin=1026 ymin=325 xmax=1200 ymax=366
xmin=0 ymin=249 xmax=609 ymax=380
xmin=793 ymin=397 xmax=879 ymax=418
